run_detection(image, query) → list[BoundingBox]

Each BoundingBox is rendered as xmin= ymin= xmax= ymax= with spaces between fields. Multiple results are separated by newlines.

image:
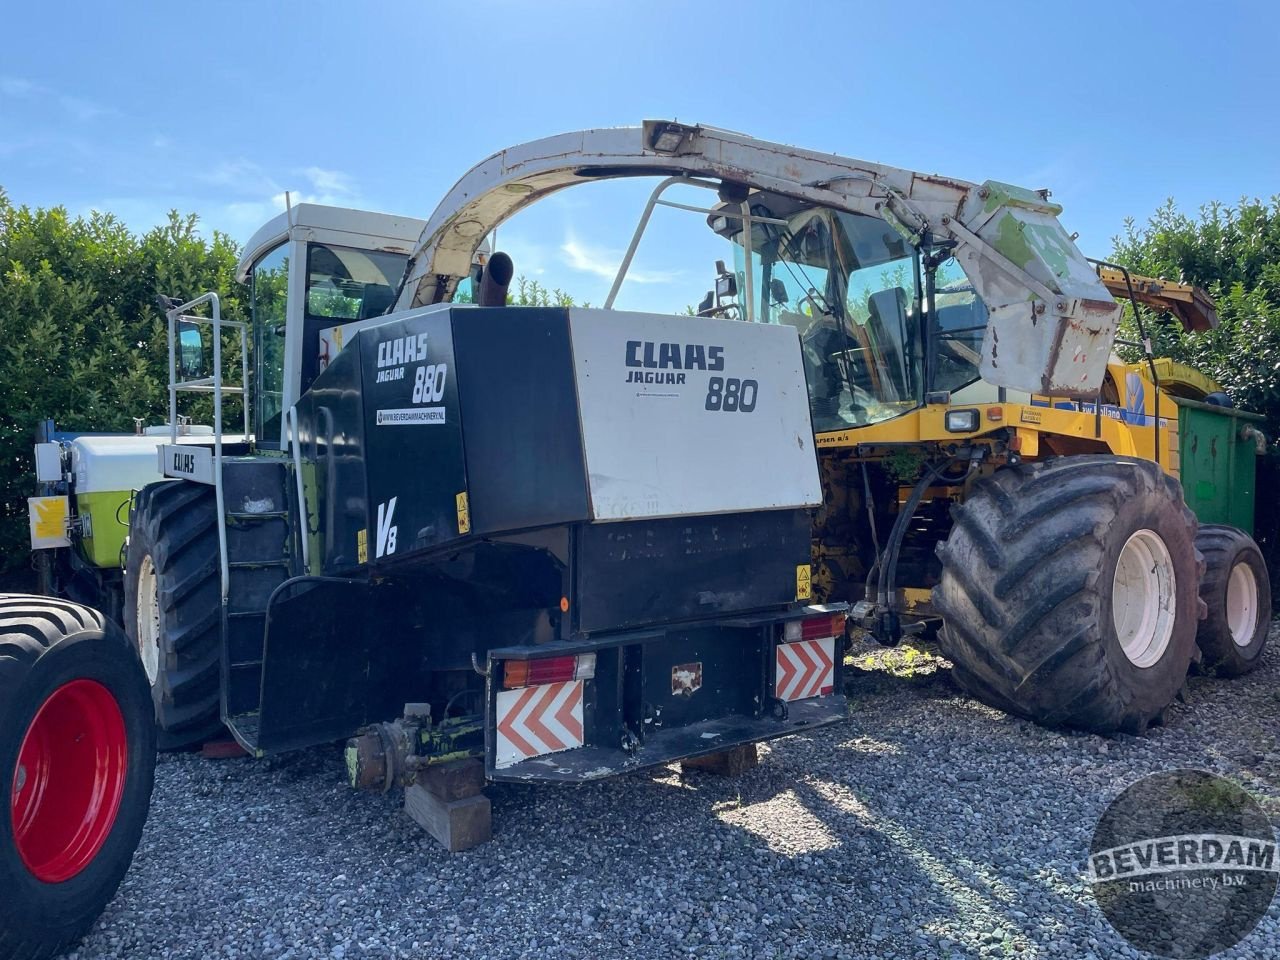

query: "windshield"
xmin=302 ymin=242 xmax=409 ymax=392
xmin=733 ymin=206 xmax=923 ymax=431
xmin=306 ymin=243 xmax=407 ymax=320
xmin=499 ymin=176 xmax=988 ymax=429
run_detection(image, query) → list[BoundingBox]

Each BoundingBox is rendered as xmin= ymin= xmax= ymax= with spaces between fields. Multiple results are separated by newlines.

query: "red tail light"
xmin=503 ymin=653 xmax=596 ymax=689
xmin=784 ymin=612 xmax=846 ymax=642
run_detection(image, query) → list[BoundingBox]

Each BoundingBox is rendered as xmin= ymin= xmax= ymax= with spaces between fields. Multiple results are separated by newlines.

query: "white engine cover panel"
xmin=568 ymin=309 xmax=821 ymax=521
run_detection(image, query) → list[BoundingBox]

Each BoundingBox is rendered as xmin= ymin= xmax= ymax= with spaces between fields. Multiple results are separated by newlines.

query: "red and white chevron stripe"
xmin=775 ymin=638 xmax=835 ymax=702
xmin=494 ymin=680 xmax=584 ymax=769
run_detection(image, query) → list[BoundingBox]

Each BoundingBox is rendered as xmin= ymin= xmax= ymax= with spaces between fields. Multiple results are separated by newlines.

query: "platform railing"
xmin=163 ymin=292 xmax=249 ymax=601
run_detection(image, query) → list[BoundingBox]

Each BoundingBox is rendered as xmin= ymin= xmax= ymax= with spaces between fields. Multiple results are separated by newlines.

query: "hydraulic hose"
xmin=877 ymin=458 xmax=959 ymax=611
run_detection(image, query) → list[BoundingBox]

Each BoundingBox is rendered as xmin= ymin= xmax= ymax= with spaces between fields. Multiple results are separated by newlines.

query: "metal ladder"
xmin=162 ymin=292 xmax=249 ymax=602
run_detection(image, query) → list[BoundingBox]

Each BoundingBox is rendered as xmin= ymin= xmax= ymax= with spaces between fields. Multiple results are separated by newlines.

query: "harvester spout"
xmin=396 ymin=121 xmax=1122 ymax=397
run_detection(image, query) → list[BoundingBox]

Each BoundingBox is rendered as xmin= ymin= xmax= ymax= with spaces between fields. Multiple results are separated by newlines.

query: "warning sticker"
xmin=455 ymin=491 xmax=471 ymax=534
xmin=795 ymin=564 xmax=812 ymax=600
xmin=357 ymin=528 xmax=368 ymax=564
xmin=28 ymin=496 xmax=70 ymax=549
xmin=376 ymin=407 xmax=446 ymax=426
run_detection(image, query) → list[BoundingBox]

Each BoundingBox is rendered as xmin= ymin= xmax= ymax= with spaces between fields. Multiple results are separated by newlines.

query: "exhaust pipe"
xmin=477 ymin=252 xmax=514 ymax=307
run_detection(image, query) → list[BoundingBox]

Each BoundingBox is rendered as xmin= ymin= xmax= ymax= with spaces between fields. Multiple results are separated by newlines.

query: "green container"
xmin=1175 ymin=397 xmax=1264 ymax=534
xmin=76 ymin=490 xmax=133 ymax=568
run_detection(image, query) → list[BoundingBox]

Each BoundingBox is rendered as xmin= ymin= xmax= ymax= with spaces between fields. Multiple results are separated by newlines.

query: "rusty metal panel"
xmin=671 ymin=662 xmax=703 ymax=696
xmin=960 ymin=184 xmax=1121 ymax=395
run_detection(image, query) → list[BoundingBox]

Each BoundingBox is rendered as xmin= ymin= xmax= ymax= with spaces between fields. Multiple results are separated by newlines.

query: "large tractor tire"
xmin=934 ymin=455 xmax=1201 ymax=735
xmin=1195 ymin=524 xmax=1271 ymax=676
xmin=123 ymin=480 xmax=224 ymax=750
xmin=0 ymin=595 xmax=156 ymax=960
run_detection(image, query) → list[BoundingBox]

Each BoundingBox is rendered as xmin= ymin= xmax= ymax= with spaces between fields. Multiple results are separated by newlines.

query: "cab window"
xmin=929 ymin=259 xmax=989 ymax=395
xmin=302 ymin=243 xmax=408 ymax=389
xmin=252 ymin=244 xmax=289 ymax=448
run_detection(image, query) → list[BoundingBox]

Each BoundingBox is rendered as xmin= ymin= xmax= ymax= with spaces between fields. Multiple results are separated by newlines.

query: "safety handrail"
xmin=283 ymin=406 xmax=310 ymax=572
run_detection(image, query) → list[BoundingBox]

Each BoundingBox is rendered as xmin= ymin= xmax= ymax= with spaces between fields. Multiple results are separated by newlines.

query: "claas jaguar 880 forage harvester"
xmin=4 ymin=120 xmax=1270 ymax=959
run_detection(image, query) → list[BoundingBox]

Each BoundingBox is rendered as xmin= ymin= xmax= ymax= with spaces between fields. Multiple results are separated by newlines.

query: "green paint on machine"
xmin=1176 ymin=397 xmax=1264 ymax=534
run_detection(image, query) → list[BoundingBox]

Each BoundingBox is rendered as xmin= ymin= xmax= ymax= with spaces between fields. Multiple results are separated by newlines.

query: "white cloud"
xmin=219 ymin=199 xmax=287 ymax=238
xmin=198 ymin=160 xmax=362 ymax=215
xmin=0 ymin=77 xmax=39 ymax=98
xmin=560 ymin=232 xmax=679 ymax=285
xmin=491 ymin=232 xmax=550 ymax=277
xmin=200 ymin=159 xmax=282 ymax=196
xmin=0 ymin=135 xmax=42 ymax=158
xmin=0 ymin=77 xmax=113 ymax=121
xmin=59 ymin=95 xmax=113 ymax=122
xmin=301 ymin=166 xmax=355 ymax=197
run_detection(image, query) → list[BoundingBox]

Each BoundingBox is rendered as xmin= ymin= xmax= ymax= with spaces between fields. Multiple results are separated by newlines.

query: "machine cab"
xmin=235 ymin=205 xmax=426 ymax=449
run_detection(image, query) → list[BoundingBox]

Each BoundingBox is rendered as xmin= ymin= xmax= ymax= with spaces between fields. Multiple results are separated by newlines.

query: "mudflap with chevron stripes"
xmin=484 ymin=607 xmax=847 ymax=783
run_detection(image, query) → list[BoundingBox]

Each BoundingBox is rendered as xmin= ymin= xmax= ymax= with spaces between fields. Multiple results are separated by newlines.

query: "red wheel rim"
xmin=10 ymin=678 xmax=128 ymax=882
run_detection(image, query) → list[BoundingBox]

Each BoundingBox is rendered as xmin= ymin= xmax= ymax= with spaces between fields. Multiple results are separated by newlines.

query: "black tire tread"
xmin=0 ymin=595 xmax=143 ymax=960
xmin=124 ymin=480 xmax=223 ymax=749
xmin=933 ymin=456 xmax=1199 ymax=735
xmin=1195 ymin=524 xmax=1271 ymax=676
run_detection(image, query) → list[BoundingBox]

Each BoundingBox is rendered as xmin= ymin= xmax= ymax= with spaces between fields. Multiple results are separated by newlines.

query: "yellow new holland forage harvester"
xmin=382 ymin=120 xmax=1271 ymax=737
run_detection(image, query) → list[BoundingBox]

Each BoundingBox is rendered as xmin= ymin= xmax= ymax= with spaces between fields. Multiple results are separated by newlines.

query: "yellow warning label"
xmin=28 ymin=496 xmax=70 ymax=549
xmin=356 ymin=528 xmax=368 ymax=564
xmin=1020 ymin=408 xmax=1043 ymax=424
xmin=456 ymin=491 xmax=471 ymax=534
xmin=795 ymin=564 xmax=812 ymax=601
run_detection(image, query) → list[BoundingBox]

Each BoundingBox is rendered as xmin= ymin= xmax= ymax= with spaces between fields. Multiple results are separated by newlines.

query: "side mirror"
xmin=177 ymin=322 xmax=205 ymax=379
xmin=770 ymin=278 xmax=788 ymax=305
xmin=714 ymin=261 xmax=737 ymax=300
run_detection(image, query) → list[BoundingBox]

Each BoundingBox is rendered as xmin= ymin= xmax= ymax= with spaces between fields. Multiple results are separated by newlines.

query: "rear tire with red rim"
xmin=1 ymin=595 xmax=156 ymax=960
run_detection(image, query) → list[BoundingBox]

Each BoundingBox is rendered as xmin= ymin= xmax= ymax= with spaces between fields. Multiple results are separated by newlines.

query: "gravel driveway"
xmin=71 ymin=629 xmax=1280 ymax=960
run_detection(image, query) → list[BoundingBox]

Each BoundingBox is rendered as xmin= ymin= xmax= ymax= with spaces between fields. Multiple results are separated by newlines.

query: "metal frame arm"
xmin=395 ymin=120 xmax=1123 ymax=395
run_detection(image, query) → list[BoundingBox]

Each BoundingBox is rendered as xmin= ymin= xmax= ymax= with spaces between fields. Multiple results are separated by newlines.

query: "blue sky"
xmin=2 ymin=0 xmax=1277 ymax=312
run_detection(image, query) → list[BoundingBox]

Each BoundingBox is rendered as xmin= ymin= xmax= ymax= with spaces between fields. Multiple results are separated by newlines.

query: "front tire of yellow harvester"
xmin=932 ymin=455 xmax=1201 ymax=736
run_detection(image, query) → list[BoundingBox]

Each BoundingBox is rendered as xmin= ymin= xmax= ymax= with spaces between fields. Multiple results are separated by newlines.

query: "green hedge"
xmin=1112 ymin=197 xmax=1280 ymax=435
xmin=0 ymin=189 xmax=246 ymax=571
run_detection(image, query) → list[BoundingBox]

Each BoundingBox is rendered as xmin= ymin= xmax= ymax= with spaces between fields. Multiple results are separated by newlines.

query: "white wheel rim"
xmin=136 ymin=555 xmax=161 ymax=685
xmin=1112 ymin=529 xmax=1177 ymax=668
xmin=1226 ymin=561 xmax=1259 ymax=648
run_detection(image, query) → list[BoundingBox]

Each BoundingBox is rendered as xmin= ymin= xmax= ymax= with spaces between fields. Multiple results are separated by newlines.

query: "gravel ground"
xmin=71 ymin=628 xmax=1280 ymax=960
